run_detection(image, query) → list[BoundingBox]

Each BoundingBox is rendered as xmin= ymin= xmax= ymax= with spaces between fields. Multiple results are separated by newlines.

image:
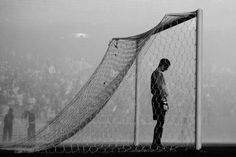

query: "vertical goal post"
xmin=196 ymin=9 xmax=203 ymax=150
xmin=134 ymin=40 xmax=140 ymax=146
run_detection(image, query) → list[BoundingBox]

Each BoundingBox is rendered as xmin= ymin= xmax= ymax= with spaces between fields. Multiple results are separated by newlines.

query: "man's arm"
xmin=161 ymin=76 xmax=169 ymax=111
xmin=151 ymin=73 xmax=155 ymax=94
xmin=151 ymin=71 xmax=161 ymax=95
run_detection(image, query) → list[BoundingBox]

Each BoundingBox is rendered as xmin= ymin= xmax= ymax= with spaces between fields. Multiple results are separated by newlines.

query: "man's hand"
xmin=162 ymin=98 xmax=169 ymax=111
xmin=163 ymin=104 xmax=169 ymax=111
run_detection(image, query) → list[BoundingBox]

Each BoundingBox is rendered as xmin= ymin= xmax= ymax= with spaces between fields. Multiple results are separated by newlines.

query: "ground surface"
xmin=0 ymin=143 xmax=235 ymax=156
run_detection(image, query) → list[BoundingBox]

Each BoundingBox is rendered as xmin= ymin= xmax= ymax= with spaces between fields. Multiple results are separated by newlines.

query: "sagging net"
xmin=0 ymin=10 xmax=197 ymax=153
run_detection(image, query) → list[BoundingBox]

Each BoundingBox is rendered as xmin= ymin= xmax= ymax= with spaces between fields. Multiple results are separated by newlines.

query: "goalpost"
xmin=134 ymin=9 xmax=203 ymax=150
xmin=195 ymin=9 xmax=203 ymax=150
xmin=0 ymin=9 xmax=203 ymax=153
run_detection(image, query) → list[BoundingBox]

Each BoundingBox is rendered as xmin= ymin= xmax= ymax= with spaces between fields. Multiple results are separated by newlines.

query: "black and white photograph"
xmin=0 ymin=0 xmax=235 ymax=156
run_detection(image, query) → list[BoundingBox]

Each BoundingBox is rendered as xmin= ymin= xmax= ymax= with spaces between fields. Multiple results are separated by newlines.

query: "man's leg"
xmin=155 ymin=118 xmax=162 ymax=145
xmin=8 ymin=126 xmax=13 ymax=142
xmin=152 ymin=110 xmax=166 ymax=148
xmin=158 ymin=110 xmax=166 ymax=144
xmin=27 ymin=127 xmax=31 ymax=139
xmin=32 ymin=125 xmax=36 ymax=141
xmin=152 ymin=113 xmax=162 ymax=148
xmin=3 ymin=126 xmax=7 ymax=142
xmin=30 ymin=126 xmax=33 ymax=139
xmin=152 ymin=120 xmax=160 ymax=145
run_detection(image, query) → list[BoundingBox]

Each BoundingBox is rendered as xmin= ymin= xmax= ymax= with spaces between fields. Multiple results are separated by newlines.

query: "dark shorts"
xmin=152 ymin=96 xmax=166 ymax=120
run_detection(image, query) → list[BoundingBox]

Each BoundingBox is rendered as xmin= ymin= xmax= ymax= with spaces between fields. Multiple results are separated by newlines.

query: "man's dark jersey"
xmin=151 ymin=69 xmax=168 ymax=101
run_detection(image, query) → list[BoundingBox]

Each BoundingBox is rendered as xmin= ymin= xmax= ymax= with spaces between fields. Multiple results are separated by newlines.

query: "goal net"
xmin=0 ymin=10 xmax=201 ymax=153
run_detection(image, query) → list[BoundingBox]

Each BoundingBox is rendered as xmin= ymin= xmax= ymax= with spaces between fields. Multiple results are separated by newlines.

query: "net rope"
xmin=0 ymin=10 xmax=197 ymax=153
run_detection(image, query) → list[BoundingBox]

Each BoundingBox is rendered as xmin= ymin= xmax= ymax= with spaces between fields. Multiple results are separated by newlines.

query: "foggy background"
xmin=0 ymin=0 xmax=235 ymax=144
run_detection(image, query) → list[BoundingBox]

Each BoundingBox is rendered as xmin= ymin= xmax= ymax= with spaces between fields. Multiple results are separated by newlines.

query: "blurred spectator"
xmin=0 ymin=52 xmax=92 ymax=123
xmin=2 ymin=107 xmax=14 ymax=142
xmin=22 ymin=107 xmax=36 ymax=141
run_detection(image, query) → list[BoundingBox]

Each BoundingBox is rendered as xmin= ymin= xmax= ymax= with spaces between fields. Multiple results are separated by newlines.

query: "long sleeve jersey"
xmin=151 ymin=69 xmax=168 ymax=101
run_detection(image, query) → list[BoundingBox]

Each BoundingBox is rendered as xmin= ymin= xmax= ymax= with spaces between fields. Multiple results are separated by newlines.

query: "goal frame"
xmin=195 ymin=9 xmax=203 ymax=150
xmin=134 ymin=9 xmax=203 ymax=150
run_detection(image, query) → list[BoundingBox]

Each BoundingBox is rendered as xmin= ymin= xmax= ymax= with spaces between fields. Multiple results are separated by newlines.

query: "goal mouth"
xmin=0 ymin=9 xmax=202 ymax=153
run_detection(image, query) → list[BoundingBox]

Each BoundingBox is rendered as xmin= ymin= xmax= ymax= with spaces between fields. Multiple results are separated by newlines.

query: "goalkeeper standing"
xmin=151 ymin=58 xmax=171 ymax=148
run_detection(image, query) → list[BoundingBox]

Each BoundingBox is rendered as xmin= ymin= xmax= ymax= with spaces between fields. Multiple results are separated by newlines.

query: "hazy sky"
xmin=0 ymin=0 xmax=236 ymax=67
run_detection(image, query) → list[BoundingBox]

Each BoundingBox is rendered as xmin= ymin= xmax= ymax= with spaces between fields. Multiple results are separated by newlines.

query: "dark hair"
xmin=159 ymin=58 xmax=171 ymax=67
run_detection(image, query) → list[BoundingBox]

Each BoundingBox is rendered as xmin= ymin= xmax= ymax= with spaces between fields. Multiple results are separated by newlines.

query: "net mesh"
xmin=138 ymin=18 xmax=196 ymax=144
xmin=0 ymin=10 xmax=197 ymax=153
